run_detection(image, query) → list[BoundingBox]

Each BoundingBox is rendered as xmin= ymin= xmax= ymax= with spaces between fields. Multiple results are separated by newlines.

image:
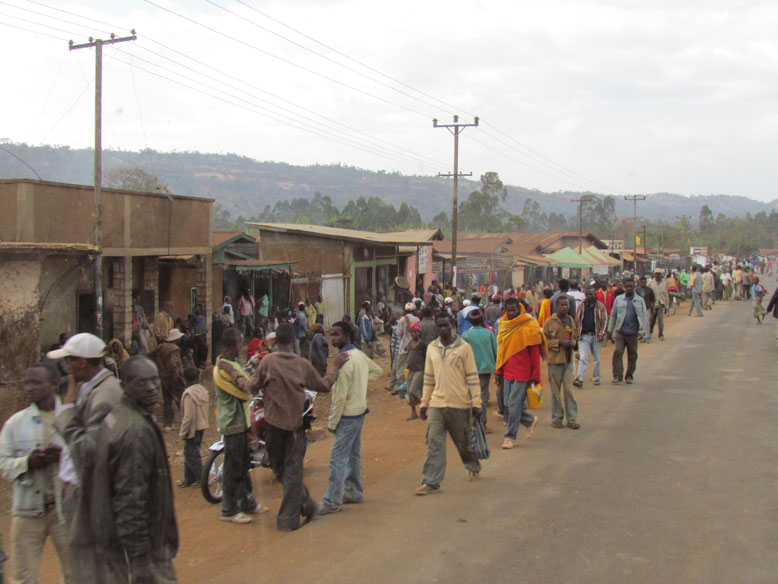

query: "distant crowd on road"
xmin=2 ymin=255 xmax=777 ymax=582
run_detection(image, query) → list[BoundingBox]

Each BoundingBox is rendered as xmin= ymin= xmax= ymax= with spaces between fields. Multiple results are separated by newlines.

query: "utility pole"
xmin=676 ymin=214 xmax=692 ymax=255
xmin=623 ymin=195 xmax=646 ymax=258
xmin=70 ymin=30 xmax=136 ymax=338
xmin=434 ymin=115 xmax=478 ymax=290
xmin=572 ymin=195 xmax=595 ymax=254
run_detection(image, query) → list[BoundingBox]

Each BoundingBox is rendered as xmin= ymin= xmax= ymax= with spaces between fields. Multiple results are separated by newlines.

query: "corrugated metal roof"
xmin=247 ymin=223 xmax=435 ymax=245
xmin=0 ymin=242 xmax=98 ymax=253
xmin=213 ymin=231 xmax=257 ymax=246
xmin=433 ymin=236 xmax=512 ymax=254
xmin=380 ymin=228 xmax=443 ymax=242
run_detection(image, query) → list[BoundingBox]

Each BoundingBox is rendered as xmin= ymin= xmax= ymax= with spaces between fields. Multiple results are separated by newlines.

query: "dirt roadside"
xmin=3 ymin=305 xmax=710 ymax=582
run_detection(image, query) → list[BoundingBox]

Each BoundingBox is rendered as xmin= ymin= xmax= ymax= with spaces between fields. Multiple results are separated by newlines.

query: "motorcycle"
xmin=200 ymin=389 xmax=318 ymax=503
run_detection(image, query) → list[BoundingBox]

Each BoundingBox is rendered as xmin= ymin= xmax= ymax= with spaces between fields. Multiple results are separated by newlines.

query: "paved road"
xmin=212 ymin=301 xmax=778 ymax=584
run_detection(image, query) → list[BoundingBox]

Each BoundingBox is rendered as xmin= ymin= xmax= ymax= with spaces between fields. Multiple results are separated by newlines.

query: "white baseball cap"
xmin=404 ymin=302 xmax=415 ymax=311
xmin=463 ymin=299 xmax=472 ymax=307
xmin=46 ymin=333 xmax=106 ymax=360
xmin=166 ymin=329 xmax=184 ymax=342
xmin=444 ymin=296 xmax=453 ymax=304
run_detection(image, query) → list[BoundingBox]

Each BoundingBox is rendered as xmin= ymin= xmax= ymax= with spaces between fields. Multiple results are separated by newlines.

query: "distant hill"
xmin=1 ymin=143 xmax=775 ymax=223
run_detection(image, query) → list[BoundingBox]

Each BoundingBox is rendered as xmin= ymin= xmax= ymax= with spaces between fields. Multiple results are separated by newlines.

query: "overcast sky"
xmin=2 ymin=0 xmax=777 ymax=202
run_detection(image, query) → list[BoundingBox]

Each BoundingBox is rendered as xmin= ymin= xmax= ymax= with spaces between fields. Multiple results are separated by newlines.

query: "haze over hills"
xmin=1 ymin=143 xmax=775 ymax=224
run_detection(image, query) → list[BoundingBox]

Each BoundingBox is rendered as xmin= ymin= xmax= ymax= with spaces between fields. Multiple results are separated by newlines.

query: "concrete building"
xmin=0 ymin=179 xmax=213 ymax=409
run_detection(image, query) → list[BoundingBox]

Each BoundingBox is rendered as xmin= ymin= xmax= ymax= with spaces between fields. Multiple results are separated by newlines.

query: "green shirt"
xmin=679 ymin=272 xmax=690 ymax=286
xmin=215 ymin=357 xmax=251 ymax=436
xmin=462 ymin=326 xmax=498 ymax=375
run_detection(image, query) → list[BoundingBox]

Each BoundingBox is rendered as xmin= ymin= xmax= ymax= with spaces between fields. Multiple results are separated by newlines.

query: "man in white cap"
xmin=156 ymin=328 xmax=185 ymax=431
xmin=50 ymin=333 xmax=122 ymax=583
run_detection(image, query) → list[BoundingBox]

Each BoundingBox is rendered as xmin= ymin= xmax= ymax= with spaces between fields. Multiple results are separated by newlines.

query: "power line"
xmin=466 ymin=134 xmax=603 ymax=192
xmin=110 ymin=47 xmax=441 ymax=171
xmin=8 ymin=0 xmax=447 ymax=168
xmin=0 ymin=19 xmax=67 ymax=41
xmin=233 ymin=0 xmax=464 ymax=116
xmin=14 ymin=0 xmax=622 ymax=194
xmin=204 ymin=0 xmax=454 ymax=116
xmin=122 ymin=41 xmax=446 ymax=168
xmin=0 ymin=0 xmax=109 ymax=35
xmin=141 ymin=0 xmax=435 ymax=119
xmin=479 ymin=120 xmax=622 ymax=194
xmin=104 ymin=51 xmax=439 ymax=172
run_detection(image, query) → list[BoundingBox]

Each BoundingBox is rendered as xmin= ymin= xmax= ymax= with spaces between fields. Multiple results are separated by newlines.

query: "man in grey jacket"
xmin=606 ymin=278 xmax=649 ymax=384
xmin=49 ymin=333 xmax=123 ymax=583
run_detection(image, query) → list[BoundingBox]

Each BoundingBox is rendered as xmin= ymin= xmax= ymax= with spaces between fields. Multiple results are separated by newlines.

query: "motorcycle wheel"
xmin=201 ymin=449 xmax=225 ymax=504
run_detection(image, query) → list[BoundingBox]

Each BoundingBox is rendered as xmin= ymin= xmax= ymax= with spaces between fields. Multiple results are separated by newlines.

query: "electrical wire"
xmin=126 ymin=40 xmax=446 ymax=168
xmin=7 ymin=1 xmax=445 ymax=170
xmin=141 ymin=0 xmax=436 ymax=120
xmin=27 ymin=50 xmax=67 ymax=142
xmin=233 ymin=0 xmax=465 ymax=116
xmin=104 ymin=51 xmax=440 ymax=172
xmin=111 ymin=46 xmax=440 ymax=170
xmin=0 ymin=18 xmax=66 ymax=41
xmin=204 ymin=0 xmax=454 ymax=116
xmin=14 ymin=0 xmax=620 ymax=193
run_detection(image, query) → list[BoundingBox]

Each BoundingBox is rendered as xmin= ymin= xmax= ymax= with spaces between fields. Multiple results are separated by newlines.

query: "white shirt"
xmin=569 ymin=289 xmax=586 ymax=303
xmin=56 ymin=369 xmax=104 ymax=486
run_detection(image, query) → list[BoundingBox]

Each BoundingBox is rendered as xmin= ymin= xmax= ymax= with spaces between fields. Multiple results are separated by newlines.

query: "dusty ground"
xmin=2 ymin=305 xmax=706 ymax=582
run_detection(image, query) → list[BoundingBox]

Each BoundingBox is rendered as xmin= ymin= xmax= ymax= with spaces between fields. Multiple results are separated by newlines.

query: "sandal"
xmin=566 ymin=421 xmax=580 ymax=430
xmin=551 ymin=421 xmax=564 ymax=428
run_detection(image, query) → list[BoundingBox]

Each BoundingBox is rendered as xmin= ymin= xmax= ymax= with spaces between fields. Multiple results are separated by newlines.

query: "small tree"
xmin=104 ymin=167 xmax=170 ymax=193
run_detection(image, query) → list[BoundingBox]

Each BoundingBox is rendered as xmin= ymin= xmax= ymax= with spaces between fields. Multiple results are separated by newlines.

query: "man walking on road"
xmin=50 ymin=333 xmax=123 ymax=583
xmin=415 ymin=314 xmax=483 ymax=495
xmin=496 ymin=298 xmax=545 ymax=448
xmin=320 ymin=321 xmax=383 ymax=514
xmin=648 ymin=269 xmax=669 ymax=340
xmin=543 ymin=297 xmax=580 ymax=429
xmin=574 ymin=287 xmax=607 ymax=388
xmin=462 ymin=309 xmax=497 ymax=428
xmin=607 ymin=278 xmax=649 ymax=384
xmin=688 ymin=265 xmax=704 ymax=317
xmin=250 ymin=324 xmax=347 ymax=530
xmin=91 ymin=356 xmax=179 ymax=583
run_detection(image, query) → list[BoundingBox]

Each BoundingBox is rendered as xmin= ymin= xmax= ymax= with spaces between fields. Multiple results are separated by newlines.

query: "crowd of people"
xmin=1 ymin=258 xmax=776 ymax=582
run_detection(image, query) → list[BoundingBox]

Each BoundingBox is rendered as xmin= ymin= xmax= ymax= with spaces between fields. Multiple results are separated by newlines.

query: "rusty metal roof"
xmin=247 ymin=223 xmax=435 ymax=245
xmin=213 ymin=231 xmax=257 ymax=247
xmin=0 ymin=242 xmax=98 ymax=253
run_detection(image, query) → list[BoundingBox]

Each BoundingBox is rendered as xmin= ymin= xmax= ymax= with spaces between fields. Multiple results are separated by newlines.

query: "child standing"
xmin=179 ymin=366 xmax=210 ymax=487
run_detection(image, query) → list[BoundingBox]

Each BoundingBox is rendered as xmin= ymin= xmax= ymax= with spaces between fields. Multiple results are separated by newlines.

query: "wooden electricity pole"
xmin=623 ymin=195 xmax=646 ymax=257
xmin=434 ymin=115 xmax=478 ymax=290
xmin=69 ymin=30 xmax=136 ymax=338
xmin=572 ymin=195 xmax=595 ymax=254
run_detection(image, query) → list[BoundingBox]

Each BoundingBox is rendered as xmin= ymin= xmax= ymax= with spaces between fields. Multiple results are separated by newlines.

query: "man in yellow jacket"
xmin=415 ymin=313 xmax=483 ymax=495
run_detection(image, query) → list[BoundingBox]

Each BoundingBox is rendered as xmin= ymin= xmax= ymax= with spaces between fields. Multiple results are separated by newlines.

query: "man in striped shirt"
xmin=415 ymin=313 xmax=482 ymax=495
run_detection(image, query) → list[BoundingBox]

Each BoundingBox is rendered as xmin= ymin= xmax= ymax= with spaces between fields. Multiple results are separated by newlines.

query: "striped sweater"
xmin=421 ymin=336 xmax=482 ymax=410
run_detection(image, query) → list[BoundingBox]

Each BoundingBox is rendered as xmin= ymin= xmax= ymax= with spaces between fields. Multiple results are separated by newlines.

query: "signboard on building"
xmin=602 ymin=239 xmax=624 ymax=253
xmin=690 ymin=247 xmax=708 ymax=256
xmin=418 ymin=244 xmax=430 ymax=274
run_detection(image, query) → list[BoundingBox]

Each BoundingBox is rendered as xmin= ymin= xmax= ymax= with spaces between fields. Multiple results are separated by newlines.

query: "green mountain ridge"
xmin=1 ymin=143 xmax=775 ymax=224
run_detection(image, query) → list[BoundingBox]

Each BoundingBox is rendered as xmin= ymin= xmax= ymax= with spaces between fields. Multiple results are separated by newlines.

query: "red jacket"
xmin=497 ymin=344 xmax=541 ymax=383
xmin=596 ymin=288 xmax=615 ymax=316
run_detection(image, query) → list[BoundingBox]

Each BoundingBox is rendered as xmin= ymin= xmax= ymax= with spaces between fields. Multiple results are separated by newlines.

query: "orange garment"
xmin=496 ymin=308 xmax=548 ymax=371
xmin=537 ymin=298 xmax=551 ymax=327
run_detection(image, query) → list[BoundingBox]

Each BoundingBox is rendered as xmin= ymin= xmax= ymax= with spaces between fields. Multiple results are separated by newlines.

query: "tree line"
xmin=107 ymin=167 xmax=776 ymax=254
